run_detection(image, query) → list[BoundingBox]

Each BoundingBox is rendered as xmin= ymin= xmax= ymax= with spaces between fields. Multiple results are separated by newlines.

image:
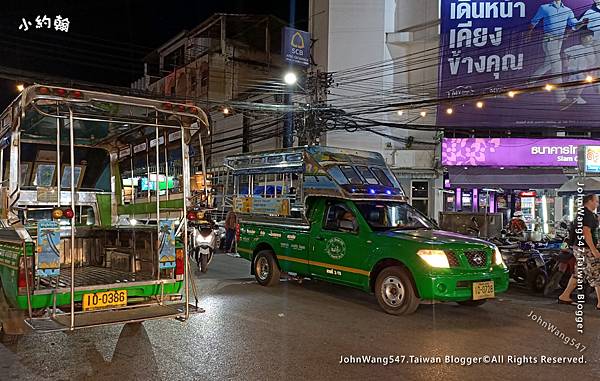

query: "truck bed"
xmin=38 ymin=266 xmax=154 ymax=288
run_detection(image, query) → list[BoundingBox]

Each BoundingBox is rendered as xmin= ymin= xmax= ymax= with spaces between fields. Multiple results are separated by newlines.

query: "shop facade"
xmin=441 ymin=138 xmax=600 ymax=235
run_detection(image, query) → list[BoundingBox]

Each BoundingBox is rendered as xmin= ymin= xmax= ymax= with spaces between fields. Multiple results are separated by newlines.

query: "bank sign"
xmin=442 ymin=138 xmax=600 ymax=166
xmin=438 ymin=0 xmax=600 ymax=128
xmin=282 ymin=27 xmax=310 ymax=66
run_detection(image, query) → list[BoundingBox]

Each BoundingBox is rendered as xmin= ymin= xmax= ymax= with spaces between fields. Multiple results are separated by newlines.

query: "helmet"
xmin=513 ymin=211 xmax=523 ymax=217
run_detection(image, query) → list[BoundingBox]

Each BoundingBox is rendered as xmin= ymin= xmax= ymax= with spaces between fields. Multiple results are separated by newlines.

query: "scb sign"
xmin=282 ymin=27 xmax=310 ymax=67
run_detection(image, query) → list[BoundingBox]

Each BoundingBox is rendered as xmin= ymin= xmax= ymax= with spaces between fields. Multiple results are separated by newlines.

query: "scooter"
xmin=501 ymin=241 xmax=554 ymax=293
xmin=189 ymin=220 xmax=217 ymax=273
xmin=543 ymin=248 xmax=574 ymax=296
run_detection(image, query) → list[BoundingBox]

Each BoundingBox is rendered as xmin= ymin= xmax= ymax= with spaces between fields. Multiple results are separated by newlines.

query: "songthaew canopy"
xmin=2 ymin=84 xmax=208 ymax=148
xmin=225 ymin=146 xmax=406 ymax=204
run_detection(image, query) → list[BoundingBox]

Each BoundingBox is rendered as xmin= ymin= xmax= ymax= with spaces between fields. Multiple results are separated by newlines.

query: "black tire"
xmin=200 ymin=254 xmax=208 ymax=273
xmin=457 ymin=299 xmax=487 ymax=307
xmin=374 ymin=266 xmax=420 ymax=315
xmin=528 ymin=268 xmax=547 ymax=293
xmin=544 ymin=270 xmax=564 ymax=297
xmin=253 ymin=250 xmax=280 ymax=287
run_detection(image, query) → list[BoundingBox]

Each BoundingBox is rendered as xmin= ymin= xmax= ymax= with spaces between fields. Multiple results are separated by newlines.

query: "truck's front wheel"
xmin=375 ymin=266 xmax=420 ymax=315
xmin=254 ymin=250 xmax=281 ymax=287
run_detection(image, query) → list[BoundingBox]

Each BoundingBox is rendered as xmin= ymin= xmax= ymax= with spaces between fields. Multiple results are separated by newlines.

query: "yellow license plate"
xmin=472 ymin=281 xmax=494 ymax=300
xmin=82 ymin=290 xmax=127 ymax=311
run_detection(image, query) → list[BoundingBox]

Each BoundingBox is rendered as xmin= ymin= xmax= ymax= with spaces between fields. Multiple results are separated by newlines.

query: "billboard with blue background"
xmin=438 ymin=0 xmax=600 ymax=128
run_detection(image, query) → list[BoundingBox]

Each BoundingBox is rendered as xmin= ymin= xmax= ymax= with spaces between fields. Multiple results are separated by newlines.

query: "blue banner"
xmin=158 ymin=220 xmax=176 ymax=269
xmin=36 ymin=220 xmax=61 ymax=277
xmin=282 ymin=27 xmax=310 ymax=66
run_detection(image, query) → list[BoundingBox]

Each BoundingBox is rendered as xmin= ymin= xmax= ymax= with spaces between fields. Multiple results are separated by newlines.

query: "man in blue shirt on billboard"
xmin=529 ymin=0 xmax=588 ymax=108
xmin=580 ymin=0 xmax=600 ymax=94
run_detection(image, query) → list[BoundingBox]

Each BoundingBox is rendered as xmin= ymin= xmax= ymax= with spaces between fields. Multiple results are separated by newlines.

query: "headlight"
xmin=195 ymin=234 xmax=211 ymax=245
xmin=417 ymin=249 xmax=450 ymax=268
xmin=493 ymin=246 xmax=506 ymax=268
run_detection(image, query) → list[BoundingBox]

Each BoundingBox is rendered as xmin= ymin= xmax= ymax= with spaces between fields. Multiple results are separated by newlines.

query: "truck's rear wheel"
xmin=375 ymin=266 xmax=419 ymax=315
xmin=254 ymin=250 xmax=280 ymax=287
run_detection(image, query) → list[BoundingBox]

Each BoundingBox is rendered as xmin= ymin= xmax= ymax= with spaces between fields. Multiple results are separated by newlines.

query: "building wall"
xmin=309 ymin=0 xmax=442 ymax=218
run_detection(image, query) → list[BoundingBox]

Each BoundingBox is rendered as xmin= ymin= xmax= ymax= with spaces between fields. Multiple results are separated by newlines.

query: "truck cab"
xmin=226 ymin=147 xmax=509 ymax=315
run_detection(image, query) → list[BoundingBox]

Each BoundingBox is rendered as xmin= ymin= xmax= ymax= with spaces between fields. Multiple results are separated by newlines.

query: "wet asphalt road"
xmin=2 ymin=253 xmax=600 ymax=381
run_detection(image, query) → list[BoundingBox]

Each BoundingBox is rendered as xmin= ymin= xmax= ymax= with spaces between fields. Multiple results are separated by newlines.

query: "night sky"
xmin=0 ymin=0 xmax=308 ymax=109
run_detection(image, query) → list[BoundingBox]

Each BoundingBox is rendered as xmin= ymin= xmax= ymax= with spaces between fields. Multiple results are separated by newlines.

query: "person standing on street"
xmin=224 ymin=210 xmax=238 ymax=254
xmin=529 ymin=0 xmax=588 ymax=109
xmin=559 ymin=194 xmax=600 ymax=308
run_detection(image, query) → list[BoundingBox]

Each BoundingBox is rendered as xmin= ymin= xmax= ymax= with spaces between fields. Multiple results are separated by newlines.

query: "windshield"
xmin=355 ymin=201 xmax=434 ymax=231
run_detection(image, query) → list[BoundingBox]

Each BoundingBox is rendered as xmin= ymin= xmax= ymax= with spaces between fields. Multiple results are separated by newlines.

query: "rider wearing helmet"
xmin=509 ymin=211 xmax=527 ymax=235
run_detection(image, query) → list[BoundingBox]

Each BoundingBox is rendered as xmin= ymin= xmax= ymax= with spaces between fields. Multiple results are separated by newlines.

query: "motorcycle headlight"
xmin=195 ymin=234 xmax=210 ymax=245
xmin=417 ymin=249 xmax=450 ymax=268
xmin=493 ymin=246 xmax=506 ymax=268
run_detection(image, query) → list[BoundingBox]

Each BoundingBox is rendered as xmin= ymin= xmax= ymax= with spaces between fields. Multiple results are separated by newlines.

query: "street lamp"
xmin=283 ymin=72 xmax=298 ymax=85
xmin=16 ymin=84 xmax=24 ymax=92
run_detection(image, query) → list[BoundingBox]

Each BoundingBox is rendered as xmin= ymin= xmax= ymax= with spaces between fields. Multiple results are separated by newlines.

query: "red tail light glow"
xmin=18 ymin=257 xmax=33 ymax=294
xmin=187 ymin=211 xmax=197 ymax=221
xmin=63 ymin=208 xmax=74 ymax=219
xmin=54 ymin=88 xmax=67 ymax=96
xmin=175 ymin=248 xmax=184 ymax=276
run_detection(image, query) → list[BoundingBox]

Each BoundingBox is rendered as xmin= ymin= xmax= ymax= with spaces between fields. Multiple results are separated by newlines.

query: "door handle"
xmin=314 ymin=236 xmax=324 ymax=241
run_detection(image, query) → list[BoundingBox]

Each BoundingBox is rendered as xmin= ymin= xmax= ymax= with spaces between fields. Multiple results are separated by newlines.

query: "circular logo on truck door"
xmin=326 ymin=237 xmax=346 ymax=260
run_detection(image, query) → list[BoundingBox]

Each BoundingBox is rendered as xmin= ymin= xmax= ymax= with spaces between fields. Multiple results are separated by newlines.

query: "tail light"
xmin=175 ymin=248 xmax=184 ymax=277
xmin=187 ymin=211 xmax=197 ymax=221
xmin=52 ymin=208 xmax=64 ymax=219
xmin=63 ymin=208 xmax=74 ymax=219
xmin=54 ymin=88 xmax=67 ymax=96
xmin=176 ymin=104 xmax=186 ymax=112
xmin=71 ymin=90 xmax=83 ymax=98
xmin=236 ymin=223 xmax=240 ymax=242
xmin=162 ymin=103 xmax=173 ymax=110
xmin=37 ymin=86 xmax=50 ymax=95
xmin=18 ymin=257 xmax=33 ymax=294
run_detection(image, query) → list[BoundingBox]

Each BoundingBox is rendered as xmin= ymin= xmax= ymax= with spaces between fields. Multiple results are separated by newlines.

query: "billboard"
xmin=282 ymin=27 xmax=310 ymax=66
xmin=583 ymin=145 xmax=600 ymax=172
xmin=438 ymin=0 xmax=600 ymax=128
xmin=442 ymin=137 xmax=600 ymax=166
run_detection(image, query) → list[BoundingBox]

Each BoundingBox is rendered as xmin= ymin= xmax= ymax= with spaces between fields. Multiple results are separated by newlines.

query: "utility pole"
xmin=300 ymin=69 xmax=331 ymax=146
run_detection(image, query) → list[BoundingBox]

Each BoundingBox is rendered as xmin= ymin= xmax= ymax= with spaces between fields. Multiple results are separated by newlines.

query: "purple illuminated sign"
xmin=438 ymin=0 xmax=600 ymax=128
xmin=442 ymin=138 xmax=600 ymax=167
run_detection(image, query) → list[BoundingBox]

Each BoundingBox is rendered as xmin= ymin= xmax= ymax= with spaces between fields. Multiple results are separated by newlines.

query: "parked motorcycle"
xmin=543 ymin=248 xmax=574 ymax=296
xmin=189 ymin=220 xmax=217 ymax=273
xmin=543 ymin=247 xmax=594 ymax=298
xmin=501 ymin=241 xmax=555 ymax=293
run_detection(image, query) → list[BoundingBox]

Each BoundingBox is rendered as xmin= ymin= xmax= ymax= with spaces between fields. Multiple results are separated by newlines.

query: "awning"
xmin=558 ymin=177 xmax=600 ymax=196
xmin=447 ymin=167 xmax=569 ymax=189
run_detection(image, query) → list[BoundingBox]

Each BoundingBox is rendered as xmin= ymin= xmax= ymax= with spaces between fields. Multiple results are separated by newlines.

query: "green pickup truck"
xmin=226 ymin=147 xmax=509 ymax=315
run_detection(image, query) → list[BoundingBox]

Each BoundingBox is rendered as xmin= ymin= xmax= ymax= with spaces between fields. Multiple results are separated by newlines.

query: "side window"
xmin=323 ymin=202 xmax=358 ymax=233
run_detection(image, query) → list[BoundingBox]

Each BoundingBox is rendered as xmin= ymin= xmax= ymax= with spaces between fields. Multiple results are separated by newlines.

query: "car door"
xmin=309 ymin=199 xmax=371 ymax=288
